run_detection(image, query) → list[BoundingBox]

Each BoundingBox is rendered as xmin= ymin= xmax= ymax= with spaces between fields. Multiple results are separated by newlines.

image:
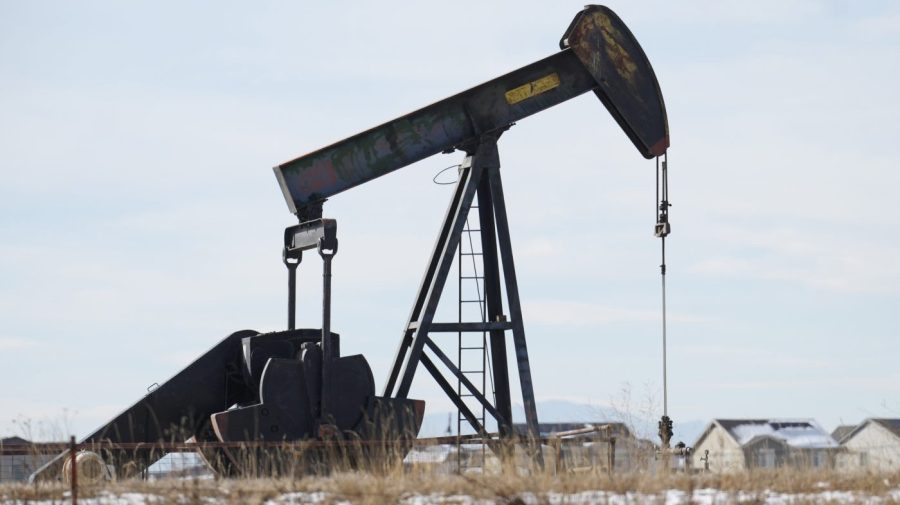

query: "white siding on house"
xmin=693 ymin=419 xmax=838 ymax=473
xmin=837 ymin=422 xmax=900 ymax=472
xmin=692 ymin=424 xmax=745 ymax=473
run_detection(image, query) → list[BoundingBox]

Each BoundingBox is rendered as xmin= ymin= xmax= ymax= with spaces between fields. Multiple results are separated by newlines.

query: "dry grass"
xmin=2 ymin=468 xmax=900 ymax=504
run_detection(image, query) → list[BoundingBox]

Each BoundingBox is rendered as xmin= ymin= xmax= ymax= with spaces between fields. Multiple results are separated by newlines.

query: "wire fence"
xmin=10 ymin=440 xmax=897 ymax=481
xmin=13 ymin=435 xmax=898 ymax=505
xmin=0 ymin=432 xmax=629 ymax=483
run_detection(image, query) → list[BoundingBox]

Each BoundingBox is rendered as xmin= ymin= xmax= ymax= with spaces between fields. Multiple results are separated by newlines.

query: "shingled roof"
xmin=0 ymin=436 xmax=29 ymax=446
xmin=513 ymin=422 xmax=633 ymax=438
xmin=701 ymin=419 xmax=837 ymax=449
xmin=831 ymin=424 xmax=857 ymax=443
xmin=872 ymin=419 xmax=900 ymax=438
xmin=841 ymin=418 xmax=900 ymax=443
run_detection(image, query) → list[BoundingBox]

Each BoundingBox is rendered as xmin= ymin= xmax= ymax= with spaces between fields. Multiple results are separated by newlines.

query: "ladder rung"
xmin=460 ymin=299 xmax=484 ymax=303
xmin=460 ymin=252 xmax=483 ymax=256
xmin=460 ymin=276 xmax=483 ymax=280
xmin=427 ymin=321 xmax=509 ymax=332
xmin=461 ymin=370 xmax=484 ymax=374
xmin=459 ymin=346 xmax=485 ymax=350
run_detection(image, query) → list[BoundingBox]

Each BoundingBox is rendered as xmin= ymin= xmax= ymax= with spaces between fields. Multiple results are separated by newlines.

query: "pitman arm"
xmin=273 ymin=5 xmax=668 ymax=215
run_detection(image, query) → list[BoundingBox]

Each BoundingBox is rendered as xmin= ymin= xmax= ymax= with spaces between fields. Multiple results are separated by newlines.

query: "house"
xmin=835 ymin=419 xmax=900 ymax=472
xmin=1 ymin=437 xmax=58 ymax=482
xmin=513 ymin=422 xmax=655 ymax=473
xmin=691 ymin=419 xmax=839 ymax=472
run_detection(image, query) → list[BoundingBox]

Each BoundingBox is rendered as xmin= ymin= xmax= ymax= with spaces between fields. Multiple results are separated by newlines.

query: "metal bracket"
xmin=285 ymin=218 xmax=337 ymax=255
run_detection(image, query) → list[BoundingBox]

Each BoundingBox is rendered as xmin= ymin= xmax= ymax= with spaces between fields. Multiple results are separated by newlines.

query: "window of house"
xmin=859 ymin=452 xmax=868 ymax=467
xmin=813 ymin=451 xmax=825 ymax=467
xmin=756 ymin=449 xmax=776 ymax=468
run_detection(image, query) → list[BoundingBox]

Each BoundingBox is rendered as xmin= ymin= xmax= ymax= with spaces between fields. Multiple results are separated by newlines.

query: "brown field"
xmin=2 ymin=468 xmax=900 ymax=504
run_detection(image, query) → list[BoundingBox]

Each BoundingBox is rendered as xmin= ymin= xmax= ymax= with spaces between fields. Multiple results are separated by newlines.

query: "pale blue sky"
xmin=1 ymin=0 xmax=899 ymax=441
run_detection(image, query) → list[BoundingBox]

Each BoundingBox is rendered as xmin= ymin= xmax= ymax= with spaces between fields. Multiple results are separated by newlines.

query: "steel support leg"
xmin=488 ymin=165 xmax=543 ymax=466
xmin=420 ymin=354 xmax=490 ymax=438
xmin=476 ymin=170 xmax=513 ymax=439
xmin=383 ymin=146 xmax=488 ymax=398
xmin=383 ymin=159 xmax=476 ymax=396
xmin=423 ymin=336 xmax=503 ymax=422
xmin=395 ymin=157 xmax=483 ymax=398
xmin=381 ymin=135 xmax=541 ymax=467
xmin=319 ymin=236 xmax=338 ymax=417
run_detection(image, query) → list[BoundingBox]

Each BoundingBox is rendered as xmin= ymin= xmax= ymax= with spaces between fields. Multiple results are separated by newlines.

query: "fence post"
xmin=553 ymin=437 xmax=562 ymax=474
xmin=69 ymin=436 xmax=77 ymax=505
xmin=608 ymin=437 xmax=616 ymax=474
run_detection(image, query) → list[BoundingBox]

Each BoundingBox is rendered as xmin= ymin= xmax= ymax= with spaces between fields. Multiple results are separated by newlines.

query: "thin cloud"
xmin=0 ymin=337 xmax=39 ymax=351
xmin=524 ymin=300 xmax=710 ymax=326
xmin=697 ymin=374 xmax=900 ymax=393
xmin=689 ymin=226 xmax=900 ymax=294
xmin=678 ymin=344 xmax=833 ymax=370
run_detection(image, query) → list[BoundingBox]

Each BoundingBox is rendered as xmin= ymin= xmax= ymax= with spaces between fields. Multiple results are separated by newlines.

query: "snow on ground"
xmin=5 ymin=488 xmax=900 ymax=505
xmin=728 ymin=420 xmax=838 ymax=449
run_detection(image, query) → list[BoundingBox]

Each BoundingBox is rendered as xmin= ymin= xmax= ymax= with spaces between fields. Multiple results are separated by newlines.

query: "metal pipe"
xmin=320 ymin=252 xmax=333 ymax=418
xmin=287 ymin=262 xmax=298 ymax=330
xmin=321 ymin=256 xmax=332 ymax=360
xmin=69 ymin=436 xmax=77 ymax=505
xmin=283 ymin=246 xmax=301 ymax=331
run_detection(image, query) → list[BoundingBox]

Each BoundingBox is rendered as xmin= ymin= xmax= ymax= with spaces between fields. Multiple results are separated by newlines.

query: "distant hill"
xmin=418 ymin=399 xmax=705 ymax=446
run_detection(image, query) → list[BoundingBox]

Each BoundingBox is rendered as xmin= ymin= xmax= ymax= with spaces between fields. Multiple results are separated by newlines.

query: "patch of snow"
xmin=265 ymin=491 xmax=351 ymax=505
xmin=730 ymin=422 xmax=776 ymax=444
xmin=7 ymin=492 xmax=161 ymax=504
xmin=404 ymin=445 xmax=453 ymax=464
xmin=7 ymin=487 xmax=900 ymax=505
xmin=146 ymin=452 xmax=214 ymax=479
xmin=403 ymin=488 xmax=900 ymax=505
xmin=402 ymin=493 xmax=492 ymax=505
xmin=729 ymin=420 xmax=838 ymax=449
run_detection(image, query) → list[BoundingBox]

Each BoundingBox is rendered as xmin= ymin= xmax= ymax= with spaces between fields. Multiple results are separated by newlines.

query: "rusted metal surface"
xmin=562 ymin=5 xmax=669 ymax=157
xmin=274 ymin=4 xmax=668 ymax=215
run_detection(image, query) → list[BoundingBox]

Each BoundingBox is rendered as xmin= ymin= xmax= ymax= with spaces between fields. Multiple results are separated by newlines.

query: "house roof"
xmin=831 ymin=425 xmax=857 ymax=443
xmin=700 ymin=419 xmax=837 ymax=450
xmin=512 ymin=422 xmax=632 ymax=438
xmin=0 ymin=436 xmax=30 ymax=445
xmin=872 ymin=419 xmax=900 ymax=438
xmin=841 ymin=418 xmax=900 ymax=444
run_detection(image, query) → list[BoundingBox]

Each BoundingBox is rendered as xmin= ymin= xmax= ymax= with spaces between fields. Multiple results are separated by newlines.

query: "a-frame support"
xmin=382 ymin=134 xmax=542 ymax=464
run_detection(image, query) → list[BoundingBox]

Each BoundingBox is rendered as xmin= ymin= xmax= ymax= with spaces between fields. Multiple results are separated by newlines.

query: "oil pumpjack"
xmin=32 ymin=5 xmax=668 ymax=480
